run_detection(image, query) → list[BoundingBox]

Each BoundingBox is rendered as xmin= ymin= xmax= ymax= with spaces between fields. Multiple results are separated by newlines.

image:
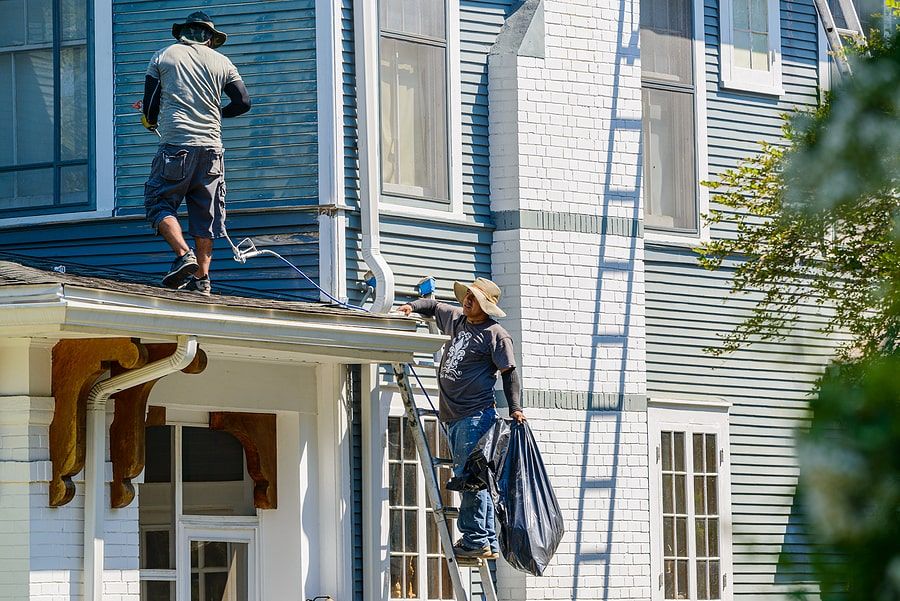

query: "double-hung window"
xmin=378 ymin=0 xmax=451 ymax=210
xmin=641 ymin=0 xmax=700 ymax=235
xmin=0 ymin=0 xmax=90 ymax=214
xmin=648 ymin=403 xmax=734 ymax=601
xmin=720 ymin=0 xmax=783 ymax=94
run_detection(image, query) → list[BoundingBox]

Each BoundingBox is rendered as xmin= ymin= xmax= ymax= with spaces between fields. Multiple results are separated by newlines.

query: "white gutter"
xmin=83 ymin=335 xmax=198 ymax=601
xmin=353 ymin=0 xmax=396 ymax=314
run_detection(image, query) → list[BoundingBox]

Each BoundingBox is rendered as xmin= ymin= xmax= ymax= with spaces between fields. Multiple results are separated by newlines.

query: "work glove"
xmin=141 ymin=114 xmax=158 ymax=132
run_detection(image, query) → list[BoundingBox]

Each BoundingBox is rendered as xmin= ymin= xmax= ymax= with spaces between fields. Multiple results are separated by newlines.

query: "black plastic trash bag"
xmin=495 ymin=421 xmax=565 ymax=576
xmin=446 ymin=418 xmax=511 ymax=493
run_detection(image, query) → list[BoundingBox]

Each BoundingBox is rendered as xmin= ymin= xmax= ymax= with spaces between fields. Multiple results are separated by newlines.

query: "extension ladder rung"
xmin=416 ymin=407 xmax=441 ymax=418
xmin=391 ymin=363 xmax=498 ymax=601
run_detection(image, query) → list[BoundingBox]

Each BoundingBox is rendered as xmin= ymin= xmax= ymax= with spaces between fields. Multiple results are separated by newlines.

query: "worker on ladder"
xmin=398 ymin=278 xmax=526 ymax=560
xmin=140 ymin=11 xmax=251 ymax=296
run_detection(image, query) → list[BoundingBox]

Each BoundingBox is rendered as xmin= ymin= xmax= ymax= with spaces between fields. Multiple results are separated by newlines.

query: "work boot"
xmin=181 ymin=275 xmax=211 ymax=297
xmin=162 ymin=250 xmax=199 ymax=289
xmin=452 ymin=542 xmax=497 ymax=560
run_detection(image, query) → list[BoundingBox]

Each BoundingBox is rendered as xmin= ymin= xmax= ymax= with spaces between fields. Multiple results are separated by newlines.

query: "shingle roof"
xmin=0 ymin=252 xmax=376 ymax=319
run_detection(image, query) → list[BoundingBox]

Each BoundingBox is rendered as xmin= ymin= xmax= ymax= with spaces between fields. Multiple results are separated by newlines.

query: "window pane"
xmin=693 ymin=433 xmax=703 ymax=473
xmin=697 ymin=560 xmax=709 ymax=599
xmin=183 ymin=428 xmax=244 ymax=482
xmin=144 ymin=581 xmax=174 ymax=601
xmin=694 ymin=475 xmax=706 ymax=514
xmin=60 ymin=164 xmax=88 ymax=205
xmin=389 ymin=417 xmax=400 ymax=461
xmin=203 ymin=572 xmax=227 ymax=601
xmin=389 ymin=462 xmax=401 ymax=505
xmin=60 ymin=44 xmax=88 ymax=161
xmin=676 ymin=516 xmax=687 ymax=556
xmin=390 ymin=509 xmax=402 ymax=551
xmin=390 ymin=556 xmax=403 ymax=598
xmin=643 ymin=87 xmax=697 ymax=233
xmin=673 ymin=432 xmax=685 ymax=471
xmin=663 ymin=516 xmax=674 ymax=555
xmin=640 ymin=0 xmax=693 ymax=84
xmin=441 ymin=560 xmax=453 ymax=599
xmin=663 ymin=474 xmax=674 ymax=513
xmin=15 ymin=49 xmax=55 ymax=164
xmin=709 ymin=560 xmax=721 ymax=598
xmin=0 ymin=55 xmax=12 ymax=165
xmin=26 ymin=0 xmax=52 ymax=44
xmin=0 ymin=173 xmax=14 ymax=205
xmin=706 ymin=434 xmax=717 ymax=473
xmin=750 ymin=0 xmax=768 ymax=32
xmin=708 ymin=476 xmax=718 ymax=514
xmin=708 ymin=518 xmax=720 ymax=556
xmin=733 ymin=31 xmax=752 ymax=68
xmin=427 ymin=557 xmax=440 ymax=599
xmin=733 ymin=0 xmax=750 ymax=30
xmin=380 ymin=37 xmax=449 ymax=202
xmin=143 ymin=530 xmax=171 ymax=570
xmin=190 ymin=541 xmax=248 ymax=601
xmin=751 ymin=33 xmax=769 ymax=70
xmin=661 ymin=432 xmax=672 ymax=471
xmin=201 ymin=542 xmax=228 ymax=569
xmin=664 ymin=559 xmax=675 ymax=599
xmin=0 ymin=0 xmax=25 ymax=46
xmin=696 ymin=517 xmax=707 ymax=557
xmin=404 ymin=509 xmax=417 ymax=552
xmin=402 ymin=418 xmax=416 ymax=460
xmin=675 ymin=474 xmax=686 ymax=513
xmin=404 ymin=557 xmax=418 ymax=598
xmin=676 ymin=559 xmax=689 ymax=598
xmin=426 ymin=516 xmax=438 ymax=554
xmin=61 ymin=0 xmax=86 ymax=41
xmin=380 ymin=0 xmax=445 ymax=39
xmin=403 ymin=464 xmax=418 ymax=506
xmin=13 ymin=167 xmax=53 ymax=207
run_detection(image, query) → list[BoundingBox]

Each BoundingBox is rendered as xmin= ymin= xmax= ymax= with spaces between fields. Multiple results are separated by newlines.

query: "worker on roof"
xmin=398 ymin=278 xmax=526 ymax=560
xmin=140 ymin=11 xmax=251 ymax=296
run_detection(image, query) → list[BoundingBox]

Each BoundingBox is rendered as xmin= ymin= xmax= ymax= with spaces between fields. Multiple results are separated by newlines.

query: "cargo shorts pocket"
xmin=207 ymin=150 xmax=224 ymax=176
xmin=162 ymin=150 xmax=188 ymax=181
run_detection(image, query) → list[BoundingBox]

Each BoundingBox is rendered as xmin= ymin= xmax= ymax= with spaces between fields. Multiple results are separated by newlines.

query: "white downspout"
xmin=354 ymin=0 xmax=396 ymax=314
xmin=83 ymin=335 xmax=198 ymax=601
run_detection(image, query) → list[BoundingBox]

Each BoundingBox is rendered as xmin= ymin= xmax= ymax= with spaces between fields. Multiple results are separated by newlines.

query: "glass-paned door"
xmin=649 ymin=406 xmax=732 ymax=601
xmin=388 ymin=415 xmax=457 ymax=600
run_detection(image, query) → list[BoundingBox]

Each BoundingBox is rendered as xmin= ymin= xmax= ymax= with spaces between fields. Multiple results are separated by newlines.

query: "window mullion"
xmin=686 ymin=426 xmax=699 ymax=601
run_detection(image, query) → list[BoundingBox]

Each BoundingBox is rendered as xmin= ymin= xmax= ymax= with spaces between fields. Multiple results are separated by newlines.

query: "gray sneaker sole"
xmin=162 ymin=261 xmax=199 ymax=289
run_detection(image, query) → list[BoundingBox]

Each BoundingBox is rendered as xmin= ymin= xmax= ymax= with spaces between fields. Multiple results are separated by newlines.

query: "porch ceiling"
xmin=0 ymin=259 xmax=445 ymax=364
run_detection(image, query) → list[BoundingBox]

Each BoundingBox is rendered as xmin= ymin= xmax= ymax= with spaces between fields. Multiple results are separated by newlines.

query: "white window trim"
xmin=378 ymin=0 xmax=464 ymax=219
xmin=647 ymin=400 xmax=734 ymax=601
xmin=719 ymin=0 xmax=785 ymax=96
xmin=644 ymin=0 xmax=711 ymax=247
xmin=0 ymin=0 xmax=115 ymax=229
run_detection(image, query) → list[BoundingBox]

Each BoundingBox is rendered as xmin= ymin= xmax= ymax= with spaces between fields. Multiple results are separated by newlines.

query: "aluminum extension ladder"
xmin=812 ymin=0 xmax=867 ymax=77
xmin=391 ymin=363 xmax=498 ymax=601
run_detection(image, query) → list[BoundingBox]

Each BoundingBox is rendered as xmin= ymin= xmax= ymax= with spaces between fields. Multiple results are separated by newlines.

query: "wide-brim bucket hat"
xmin=453 ymin=277 xmax=507 ymax=318
xmin=172 ymin=11 xmax=227 ymax=49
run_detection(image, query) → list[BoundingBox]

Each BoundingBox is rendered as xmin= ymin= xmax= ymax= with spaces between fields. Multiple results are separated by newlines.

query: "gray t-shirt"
xmin=147 ymin=42 xmax=242 ymax=148
xmin=409 ymin=299 xmax=516 ymax=422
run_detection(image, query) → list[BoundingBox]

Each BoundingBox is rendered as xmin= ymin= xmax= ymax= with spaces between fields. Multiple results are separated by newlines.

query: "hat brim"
xmin=172 ymin=22 xmax=227 ymax=48
xmin=453 ymin=281 xmax=506 ymax=318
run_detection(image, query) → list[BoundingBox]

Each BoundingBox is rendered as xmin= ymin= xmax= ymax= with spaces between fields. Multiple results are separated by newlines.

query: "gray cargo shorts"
xmin=144 ymin=144 xmax=226 ymax=239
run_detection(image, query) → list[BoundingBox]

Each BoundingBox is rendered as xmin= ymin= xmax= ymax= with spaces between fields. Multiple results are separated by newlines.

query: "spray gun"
xmin=132 ymin=100 xmax=161 ymax=139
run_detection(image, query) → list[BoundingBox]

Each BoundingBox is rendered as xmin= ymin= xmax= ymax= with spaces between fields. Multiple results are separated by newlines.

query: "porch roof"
xmin=0 ymin=256 xmax=445 ymax=363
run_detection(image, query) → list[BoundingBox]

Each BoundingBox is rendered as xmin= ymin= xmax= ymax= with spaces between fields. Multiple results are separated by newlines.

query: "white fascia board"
xmin=0 ymin=284 xmax=446 ymax=361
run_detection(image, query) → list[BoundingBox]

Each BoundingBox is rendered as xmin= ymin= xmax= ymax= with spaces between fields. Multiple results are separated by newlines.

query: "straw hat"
xmin=172 ymin=11 xmax=227 ymax=49
xmin=453 ymin=278 xmax=506 ymax=318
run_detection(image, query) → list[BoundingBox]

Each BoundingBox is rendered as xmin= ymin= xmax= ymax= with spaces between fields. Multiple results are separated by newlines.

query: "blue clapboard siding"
xmin=341 ymin=0 xmax=514 ymax=302
xmin=646 ymin=247 xmax=844 ymax=600
xmin=648 ymin=2 xmax=828 ymax=597
xmin=0 ymin=210 xmax=321 ymax=299
xmin=112 ymin=0 xmax=319 ymax=213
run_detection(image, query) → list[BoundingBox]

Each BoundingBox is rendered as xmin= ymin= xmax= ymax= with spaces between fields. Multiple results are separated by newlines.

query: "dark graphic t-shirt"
xmin=408 ymin=299 xmax=516 ymax=422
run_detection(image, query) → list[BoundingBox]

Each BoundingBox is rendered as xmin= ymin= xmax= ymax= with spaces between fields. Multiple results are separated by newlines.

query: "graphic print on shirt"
xmin=441 ymin=331 xmax=472 ymax=381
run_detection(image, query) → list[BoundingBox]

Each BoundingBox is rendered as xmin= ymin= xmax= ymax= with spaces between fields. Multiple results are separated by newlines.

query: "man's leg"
xmin=157 ymin=216 xmax=191 ymax=256
xmin=448 ymin=408 xmax=498 ymax=554
xmin=193 ymin=236 xmax=213 ymax=278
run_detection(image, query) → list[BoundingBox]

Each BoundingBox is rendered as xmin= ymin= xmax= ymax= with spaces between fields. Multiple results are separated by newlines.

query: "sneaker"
xmin=452 ymin=543 xmax=496 ymax=559
xmin=181 ymin=275 xmax=211 ymax=297
xmin=162 ymin=250 xmax=199 ymax=289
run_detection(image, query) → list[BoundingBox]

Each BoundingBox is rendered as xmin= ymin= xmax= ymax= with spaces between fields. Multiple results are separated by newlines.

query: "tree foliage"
xmin=696 ymin=30 xmax=900 ymax=358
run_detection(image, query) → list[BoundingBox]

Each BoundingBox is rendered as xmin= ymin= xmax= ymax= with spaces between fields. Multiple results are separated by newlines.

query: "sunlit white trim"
xmin=719 ymin=0 xmax=785 ymax=95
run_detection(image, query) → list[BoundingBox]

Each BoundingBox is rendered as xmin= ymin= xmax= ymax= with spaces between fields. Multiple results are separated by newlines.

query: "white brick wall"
xmin=488 ymin=0 xmax=648 ymax=598
xmin=495 ymin=409 xmax=651 ymax=600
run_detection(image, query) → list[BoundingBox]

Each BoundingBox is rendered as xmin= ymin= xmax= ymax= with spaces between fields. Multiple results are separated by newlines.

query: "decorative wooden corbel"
xmin=49 ymin=338 xmax=148 ymax=507
xmin=209 ymin=412 xmax=278 ymax=509
xmin=109 ymin=344 xmax=208 ymax=509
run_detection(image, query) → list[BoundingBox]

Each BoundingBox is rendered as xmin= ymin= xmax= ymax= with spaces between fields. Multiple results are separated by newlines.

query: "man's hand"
xmin=396 ymin=304 xmax=413 ymax=316
xmin=141 ymin=114 xmax=157 ymax=132
xmin=510 ymin=410 xmax=526 ymax=423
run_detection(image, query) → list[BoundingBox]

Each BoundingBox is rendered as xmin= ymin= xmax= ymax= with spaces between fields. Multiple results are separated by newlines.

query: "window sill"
xmin=644 ymin=228 xmax=707 ymax=248
xmin=720 ymin=74 xmax=784 ymax=97
xmin=379 ymin=203 xmax=482 ymax=228
xmin=0 ymin=207 xmax=114 ymax=229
